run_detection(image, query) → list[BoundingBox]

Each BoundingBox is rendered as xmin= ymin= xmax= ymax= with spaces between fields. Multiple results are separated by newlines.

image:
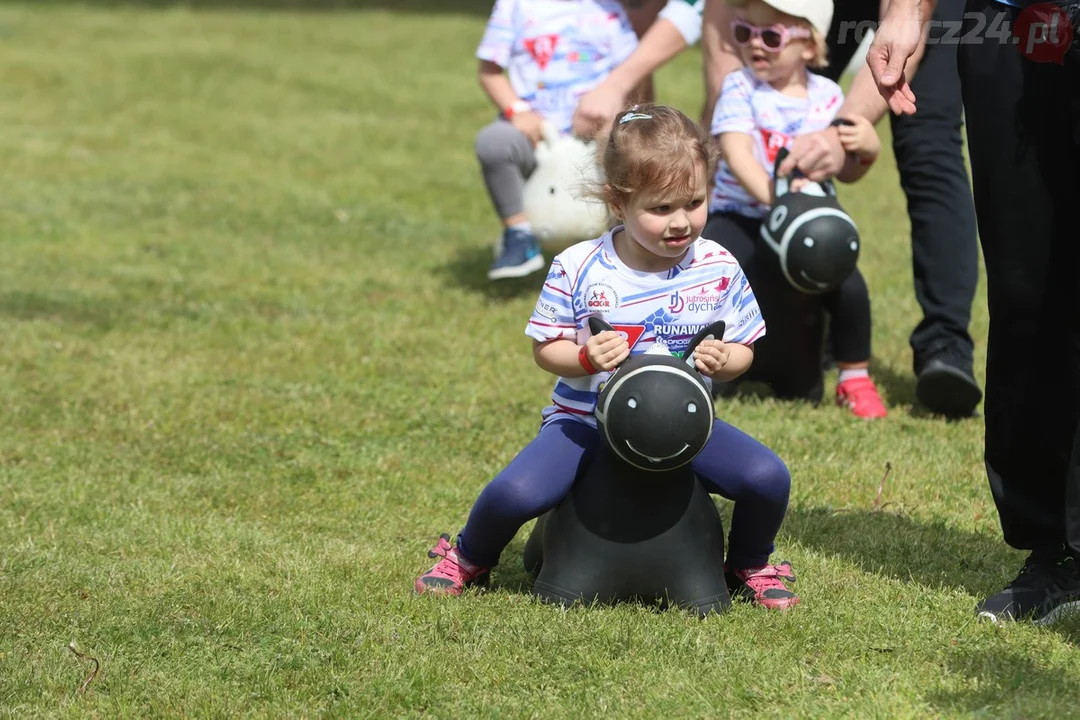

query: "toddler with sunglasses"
xmin=705 ymin=0 xmax=887 ymax=418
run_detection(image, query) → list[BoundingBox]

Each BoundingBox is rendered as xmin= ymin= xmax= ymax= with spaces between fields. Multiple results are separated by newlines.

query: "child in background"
xmin=418 ymin=104 xmax=800 ymax=610
xmin=475 ymin=0 xmax=639 ymax=281
xmin=706 ymin=0 xmax=887 ymax=418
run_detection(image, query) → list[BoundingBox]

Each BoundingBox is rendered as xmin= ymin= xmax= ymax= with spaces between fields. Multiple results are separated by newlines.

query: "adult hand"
xmin=571 ymin=81 xmax=626 ymax=139
xmin=511 ymin=110 xmax=546 ymax=147
xmin=775 ymin=129 xmax=846 ymax=183
xmin=866 ymin=0 xmax=924 ymax=115
xmin=585 ymin=331 xmax=630 ymax=372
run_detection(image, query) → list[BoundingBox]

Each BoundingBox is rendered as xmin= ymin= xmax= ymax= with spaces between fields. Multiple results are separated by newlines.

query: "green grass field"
xmin=1 ymin=1 xmax=1079 ymax=716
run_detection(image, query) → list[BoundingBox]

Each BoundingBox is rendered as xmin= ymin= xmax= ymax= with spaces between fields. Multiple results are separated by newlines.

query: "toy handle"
xmin=682 ymin=321 xmax=727 ymax=368
xmin=772 ymin=146 xmax=838 ymax=200
xmin=586 ymin=316 xmax=627 ymax=373
xmin=772 ymin=147 xmax=802 ymax=198
xmin=588 ymin=315 xmax=616 ymax=336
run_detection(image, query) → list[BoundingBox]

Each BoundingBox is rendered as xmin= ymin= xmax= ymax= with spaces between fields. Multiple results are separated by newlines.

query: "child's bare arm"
xmin=478 ymin=60 xmax=521 ymax=113
xmin=835 ymin=115 xmax=881 ymax=183
xmin=533 ymin=333 xmax=630 ymax=378
xmin=718 ymin=132 xmax=773 ymax=206
xmin=478 ymin=60 xmax=544 ymax=145
xmin=693 ymin=340 xmax=754 ymax=382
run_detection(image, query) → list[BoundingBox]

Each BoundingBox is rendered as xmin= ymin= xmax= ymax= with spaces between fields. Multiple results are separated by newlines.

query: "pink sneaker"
xmin=414 ymin=534 xmax=490 ymax=595
xmin=836 ymin=376 xmax=887 ymax=419
xmin=726 ymin=561 xmax=800 ymax=610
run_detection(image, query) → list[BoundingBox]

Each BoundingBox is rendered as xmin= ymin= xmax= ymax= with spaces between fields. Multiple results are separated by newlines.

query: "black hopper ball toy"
xmin=522 ymin=316 xmax=733 ymax=617
xmin=759 ymin=145 xmax=861 ymax=294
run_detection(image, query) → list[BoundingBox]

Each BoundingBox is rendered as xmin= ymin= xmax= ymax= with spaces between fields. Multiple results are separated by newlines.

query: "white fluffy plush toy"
xmin=521 ymin=123 xmax=611 ymax=254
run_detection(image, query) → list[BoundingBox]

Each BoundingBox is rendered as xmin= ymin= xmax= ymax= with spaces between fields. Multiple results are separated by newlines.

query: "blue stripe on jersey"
xmin=572 ymin=250 xmax=611 ymax=293
xmin=553 ymin=382 xmax=598 ymax=404
xmin=539 ymin=288 xmax=573 ymax=308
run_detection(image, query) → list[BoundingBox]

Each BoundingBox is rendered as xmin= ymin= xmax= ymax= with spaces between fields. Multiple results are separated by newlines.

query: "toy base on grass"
xmin=523 ymin=446 xmax=732 ymax=618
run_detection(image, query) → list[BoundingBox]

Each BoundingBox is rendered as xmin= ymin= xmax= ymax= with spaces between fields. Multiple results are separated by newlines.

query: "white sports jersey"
xmin=525 ymin=227 xmax=766 ymax=428
xmin=710 ymin=68 xmax=844 ymax=218
xmin=477 ymin=0 xmax=639 ymax=135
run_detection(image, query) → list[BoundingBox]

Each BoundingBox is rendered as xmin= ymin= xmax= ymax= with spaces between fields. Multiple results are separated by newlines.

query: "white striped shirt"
xmin=526 ymin=228 xmax=765 ymax=428
xmin=477 ymin=0 xmax=638 ymax=135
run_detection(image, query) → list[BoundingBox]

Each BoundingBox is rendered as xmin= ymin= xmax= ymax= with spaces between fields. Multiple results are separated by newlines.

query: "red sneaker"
xmin=414 ymin=534 xmax=490 ymax=595
xmin=836 ymin=376 xmax=887 ymax=419
xmin=727 ymin=561 xmax=800 ymax=610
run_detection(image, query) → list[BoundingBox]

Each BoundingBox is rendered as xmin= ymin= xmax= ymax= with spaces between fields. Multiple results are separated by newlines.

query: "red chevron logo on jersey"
xmin=760 ymin=128 xmax=791 ymax=165
xmin=612 ymin=324 xmax=646 ymax=350
xmin=525 ymin=34 xmax=560 ymax=70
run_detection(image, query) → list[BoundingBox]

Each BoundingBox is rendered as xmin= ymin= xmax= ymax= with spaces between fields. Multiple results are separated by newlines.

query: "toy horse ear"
xmin=587 ymin=315 xmax=628 ymax=375
xmin=682 ymin=321 xmax=727 ymax=369
xmin=588 ymin=315 xmax=616 ymax=336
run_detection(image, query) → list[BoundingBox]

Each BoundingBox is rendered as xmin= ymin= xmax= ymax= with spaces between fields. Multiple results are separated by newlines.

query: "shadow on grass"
xmin=782 ymin=504 xmax=1015 ymax=598
xmin=493 ymin=505 xmax=1080 ymax=646
xmin=926 ymin=640 xmax=1080 ymax=713
xmin=0 ymin=0 xmax=495 ymax=14
xmin=714 ymin=355 xmax=915 ymax=410
xmin=489 ymin=537 xmax=536 ymax=596
xmin=870 ymin=355 xmax=984 ymax=422
xmin=0 ymin=290 xmax=125 ymax=332
xmin=435 ymin=245 xmax=546 ymax=302
xmin=869 ymin=355 xmax=917 ymax=409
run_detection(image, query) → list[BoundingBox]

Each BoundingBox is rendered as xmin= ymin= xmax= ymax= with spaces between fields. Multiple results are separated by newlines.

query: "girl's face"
xmin=735 ymin=1 xmax=816 ymax=85
xmin=611 ymin=162 xmax=709 ymax=272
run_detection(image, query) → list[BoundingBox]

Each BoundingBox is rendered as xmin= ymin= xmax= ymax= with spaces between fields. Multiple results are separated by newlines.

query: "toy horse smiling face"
xmin=592 ymin=318 xmax=725 ymax=472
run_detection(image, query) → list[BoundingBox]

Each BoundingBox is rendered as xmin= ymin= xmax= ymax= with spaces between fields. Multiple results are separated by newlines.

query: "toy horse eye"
xmin=687 ymin=402 xmax=697 ymax=414
xmin=549 ymin=187 xmax=556 ymax=195
xmin=627 ymin=398 xmax=638 ymax=409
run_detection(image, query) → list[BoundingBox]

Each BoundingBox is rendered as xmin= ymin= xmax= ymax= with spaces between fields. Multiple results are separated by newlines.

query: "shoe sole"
xmin=977 ymin=599 xmax=1080 ymax=625
xmin=916 ymin=364 xmax=982 ymax=417
xmin=488 ymin=254 xmax=545 ymax=281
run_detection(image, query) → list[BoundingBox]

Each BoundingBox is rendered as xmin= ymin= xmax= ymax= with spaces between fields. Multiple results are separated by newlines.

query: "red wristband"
xmin=578 ymin=345 xmax=599 ymax=375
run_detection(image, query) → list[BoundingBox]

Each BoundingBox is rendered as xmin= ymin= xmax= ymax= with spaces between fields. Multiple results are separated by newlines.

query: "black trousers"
xmin=958 ymin=0 xmax=1080 ymax=554
xmin=704 ymin=212 xmax=872 ymax=401
xmin=823 ymin=0 xmax=980 ymax=375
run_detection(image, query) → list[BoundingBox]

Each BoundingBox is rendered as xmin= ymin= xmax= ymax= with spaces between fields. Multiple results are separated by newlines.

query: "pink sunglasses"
xmin=731 ymin=19 xmax=812 ymax=52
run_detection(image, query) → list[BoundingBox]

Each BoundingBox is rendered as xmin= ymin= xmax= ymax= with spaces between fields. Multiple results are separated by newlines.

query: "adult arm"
xmin=571 ymin=1 xmax=702 ymax=137
xmin=701 ymin=0 xmax=745 ymax=125
xmin=867 ymin=0 xmax=932 ymax=114
xmin=777 ymin=0 xmax=935 ymax=182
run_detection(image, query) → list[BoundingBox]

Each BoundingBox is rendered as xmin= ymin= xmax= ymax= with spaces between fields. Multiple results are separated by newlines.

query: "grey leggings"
xmin=475 ymin=119 xmax=537 ymax=219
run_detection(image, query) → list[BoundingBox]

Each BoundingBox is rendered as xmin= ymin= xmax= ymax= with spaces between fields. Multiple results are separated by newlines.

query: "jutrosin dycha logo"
xmin=1014 ymin=3 xmax=1074 ymax=63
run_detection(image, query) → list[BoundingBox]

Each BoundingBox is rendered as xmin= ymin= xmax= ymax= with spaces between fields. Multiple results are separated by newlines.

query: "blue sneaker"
xmin=488 ymin=228 xmax=544 ymax=280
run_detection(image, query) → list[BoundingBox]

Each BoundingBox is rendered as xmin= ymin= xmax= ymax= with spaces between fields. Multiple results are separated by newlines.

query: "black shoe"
xmin=916 ymin=358 xmax=982 ymax=418
xmin=976 ymin=547 xmax=1080 ymax=624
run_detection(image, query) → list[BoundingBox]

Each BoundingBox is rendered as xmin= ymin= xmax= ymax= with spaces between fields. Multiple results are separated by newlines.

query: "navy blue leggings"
xmin=456 ymin=419 xmax=791 ymax=570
